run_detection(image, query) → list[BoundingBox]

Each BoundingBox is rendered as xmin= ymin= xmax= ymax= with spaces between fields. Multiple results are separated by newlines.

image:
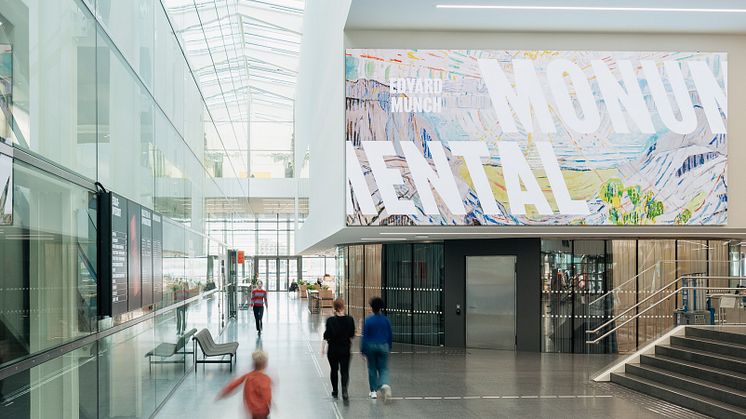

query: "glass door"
xmin=278 ymin=259 xmax=288 ymax=291
xmin=267 ymin=258 xmax=278 ymax=291
xmin=288 ymin=259 xmax=298 ymax=290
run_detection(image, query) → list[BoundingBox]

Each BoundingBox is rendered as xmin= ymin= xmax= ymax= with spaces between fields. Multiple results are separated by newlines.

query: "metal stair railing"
xmin=585 ymin=275 xmax=746 ymax=345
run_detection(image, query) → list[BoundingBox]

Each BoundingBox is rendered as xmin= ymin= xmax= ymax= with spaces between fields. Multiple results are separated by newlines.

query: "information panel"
xmin=345 ymin=49 xmax=727 ymax=226
xmin=100 ymin=192 xmax=164 ymax=317
xmin=152 ymin=213 xmax=163 ymax=304
xmin=141 ymin=207 xmax=153 ymax=307
xmin=127 ymin=200 xmax=142 ymax=311
xmin=110 ymin=193 xmax=128 ymax=315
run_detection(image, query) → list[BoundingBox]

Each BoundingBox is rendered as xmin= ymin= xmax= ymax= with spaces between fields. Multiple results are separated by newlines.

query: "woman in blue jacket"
xmin=360 ymin=297 xmax=393 ymax=401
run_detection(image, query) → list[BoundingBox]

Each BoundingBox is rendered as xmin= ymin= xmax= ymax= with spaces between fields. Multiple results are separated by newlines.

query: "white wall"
xmin=296 ymin=25 xmax=746 ymax=253
xmin=294 ymin=0 xmax=351 ymax=254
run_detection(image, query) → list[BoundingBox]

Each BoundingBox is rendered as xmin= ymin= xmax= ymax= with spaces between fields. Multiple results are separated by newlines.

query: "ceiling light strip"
xmin=378 ymin=232 xmax=746 ymax=236
xmin=436 ymin=4 xmax=746 ymax=13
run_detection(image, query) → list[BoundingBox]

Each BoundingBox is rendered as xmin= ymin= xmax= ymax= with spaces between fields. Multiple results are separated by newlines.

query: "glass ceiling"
xmin=163 ymin=0 xmax=304 ymax=177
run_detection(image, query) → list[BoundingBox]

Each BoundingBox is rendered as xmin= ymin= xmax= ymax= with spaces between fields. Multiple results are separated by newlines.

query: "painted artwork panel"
xmin=345 ymin=49 xmax=727 ymax=226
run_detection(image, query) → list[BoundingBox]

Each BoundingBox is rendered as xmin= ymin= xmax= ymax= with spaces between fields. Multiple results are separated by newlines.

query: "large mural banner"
xmin=345 ymin=49 xmax=727 ymax=226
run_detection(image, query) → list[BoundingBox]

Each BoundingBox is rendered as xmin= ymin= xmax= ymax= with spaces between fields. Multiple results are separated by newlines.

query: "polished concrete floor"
xmin=154 ymin=293 xmax=706 ymax=419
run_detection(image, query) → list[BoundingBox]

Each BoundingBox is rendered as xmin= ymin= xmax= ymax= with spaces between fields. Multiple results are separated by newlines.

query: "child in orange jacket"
xmin=217 ymin=350 xmax=272 ymax=419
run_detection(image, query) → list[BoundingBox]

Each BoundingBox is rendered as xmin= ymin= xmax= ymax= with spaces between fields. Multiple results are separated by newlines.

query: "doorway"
xmin=254 ymin=256 xmax=301 ymax=291
xmin=466 ymin=255 xmax=516 ymax=350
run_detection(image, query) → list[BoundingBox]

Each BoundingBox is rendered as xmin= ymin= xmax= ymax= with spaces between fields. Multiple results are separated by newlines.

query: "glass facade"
xmin=339 ymin=243 xmax=445 ymax=346
xmin=339 ymin=239 xmax=742 ymax=352
xmin=0 ymin=1 xmax=236 ymax=417
xmin=163 ymin=0 xmax=304 ymax=179
xmin=541 ymin=239 xmax=744 ymax=354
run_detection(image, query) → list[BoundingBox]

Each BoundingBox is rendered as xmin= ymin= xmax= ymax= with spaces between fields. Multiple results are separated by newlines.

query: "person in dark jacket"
xmin=360 ymin=297 xmax=393 ymax=401
xmin=322 ymin=298 xmax=356 ymax=401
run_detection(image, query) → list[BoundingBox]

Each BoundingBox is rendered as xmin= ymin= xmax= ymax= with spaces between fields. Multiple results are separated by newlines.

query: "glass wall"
xmin=340 ymin=243 xmax=445 ymax=346
xmin=0 ymin=295 xmax=221 ymax=419
xmin=541 ymin=239 xmax=743 ymax=354
xmin=0 ymin=1 xmax=235 ymax=417
xmin=0 ymin=161 xmax=98 ymax=367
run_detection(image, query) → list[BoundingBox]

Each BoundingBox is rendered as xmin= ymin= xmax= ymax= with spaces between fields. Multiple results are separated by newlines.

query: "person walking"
xmin=321 ymin=298 xmax=355 ymax=401
xmin=360 ymin=297 xmax=392 ymax=402
xmin=217 ymin=350 xmax=272 ymax=419
xmin=251 ymin=281 xmax=268 ymax=335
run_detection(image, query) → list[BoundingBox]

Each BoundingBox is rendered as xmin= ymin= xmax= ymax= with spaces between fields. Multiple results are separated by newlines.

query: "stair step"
xmin=625 ymin=363 xmax=746 ymax=408
xmin=671 ymin=335 xmax=746 ymax=359
xmin=641 ymin=354 xmax=746 ymax=391
xmin=687 ymin=327 xmax=746 ymax=346
xmin=611 ymin=372 xmax=746 ymax=419
xmin=657 ymin=344 xmax=746 ymax=375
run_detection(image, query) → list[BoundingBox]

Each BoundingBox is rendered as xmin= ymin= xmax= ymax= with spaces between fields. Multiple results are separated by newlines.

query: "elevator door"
xmin=466 ymin=256 xmax=516 ymax=350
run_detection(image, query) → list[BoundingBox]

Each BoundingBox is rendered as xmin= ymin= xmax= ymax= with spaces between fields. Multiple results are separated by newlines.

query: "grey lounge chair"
xmin=145 ymin=328 xmax=197 ymax=374
xmin=192 ymin=328 xmax=239 ymax=372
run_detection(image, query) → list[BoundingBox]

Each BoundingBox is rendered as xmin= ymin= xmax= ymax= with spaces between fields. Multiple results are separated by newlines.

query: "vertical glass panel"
xmin=540 ymin=240 xmax=573 ymax=353
xmin=98 ymin=319 xmax=157 ymax=419
xmin=162 ymin=219 xmax=185 ymax=305
xmin=154 ymin=109 xmax=187 ymax=223
xmin=364 ymin=244 xmax=382 ymax=319
xmin=97 ymin=30 xmax=155 ymax=207
xmin=637 ymin=240 xmax=675 ymax=347
xmin=385 ymin=244 xmax=412 ymax=344
xmin=708 ymin=240 xmax=730 ymax=278
xmin=413 ymin=243 xmax=443 ymax=346
xmin=96 ymin=0 xmax=155 ymax=88
xmin=608 ymin=239 xmax=637 ymax=354
xmin=0 ymin=343 xmax=98 ymax=419
xmin=0 ymin=0 xmax=97 ymax=179
xmin=154 ymin=4 xmax=176 ymax=125
xmin=0 ymin=161 xmax=97 ymax=365
xmin=347 ymin=245 xmax=365 ymax=333
xmin=337 ymin=247 xmax=347 ymax=302
xmin=572 ymin=240 xmax=608 ymax=354
xmin=279 ymin=258 xmax=288 ymax=291
xmin=153 ymin=305 xmax=187 ymax=407
xmin=677 ymin=239 xmax=708 ymax=276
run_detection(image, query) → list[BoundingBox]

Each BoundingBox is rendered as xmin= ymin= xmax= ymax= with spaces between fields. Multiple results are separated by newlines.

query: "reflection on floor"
xmin=155 ymin=293 xmax=706 ymax=419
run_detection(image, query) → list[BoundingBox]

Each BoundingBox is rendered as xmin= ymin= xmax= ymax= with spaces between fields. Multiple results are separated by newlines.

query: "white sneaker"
xmin=380 ymin=384 xmax=392 ymax=402
xmin=369 ymin=391 xmax=378 ymax=399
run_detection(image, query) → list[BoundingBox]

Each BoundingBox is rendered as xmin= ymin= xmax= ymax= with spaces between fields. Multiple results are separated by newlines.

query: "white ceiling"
xmin=345 ymin=0 xmax=746 ymax=34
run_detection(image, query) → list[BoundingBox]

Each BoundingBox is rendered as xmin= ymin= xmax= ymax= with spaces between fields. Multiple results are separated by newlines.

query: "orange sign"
xmin=237 ymin=250 xmax=245 ymax=264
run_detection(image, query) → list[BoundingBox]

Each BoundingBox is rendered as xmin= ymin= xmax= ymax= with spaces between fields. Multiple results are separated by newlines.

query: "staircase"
xmin=611 ymin=327 xmax=746 ymax=419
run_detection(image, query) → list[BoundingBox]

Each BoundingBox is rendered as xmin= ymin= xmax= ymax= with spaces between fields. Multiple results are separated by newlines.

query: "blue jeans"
xmin=365 ymin=343 xmax=390 ymax=392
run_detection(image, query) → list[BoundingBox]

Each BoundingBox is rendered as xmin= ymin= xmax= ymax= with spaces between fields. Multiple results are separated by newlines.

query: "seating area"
xmin=144 ymin=328 xmax=197 ymax=374
xmin=192 ymin=328 xmax=239 ymax=372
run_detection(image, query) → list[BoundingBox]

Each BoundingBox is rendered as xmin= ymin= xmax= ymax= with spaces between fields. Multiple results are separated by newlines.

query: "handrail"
xmin=587 ymin=259 xmax=733 ymax=307
xmin=586 ymin=286 xmax=743 ymax=344
xmin=586 ymin=275 xmax=746 ymax=336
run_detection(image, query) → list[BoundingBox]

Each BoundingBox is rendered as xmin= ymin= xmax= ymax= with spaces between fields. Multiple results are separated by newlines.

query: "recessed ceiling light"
xmin=436 ymin=4 xmax=746 ymax=13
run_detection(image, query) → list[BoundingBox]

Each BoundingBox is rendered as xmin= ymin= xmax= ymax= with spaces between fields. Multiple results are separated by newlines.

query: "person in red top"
xmin=251 ymin=281 xmax=268 ymax=335
xmin=217 ymin=350 xmax=272 ymax=419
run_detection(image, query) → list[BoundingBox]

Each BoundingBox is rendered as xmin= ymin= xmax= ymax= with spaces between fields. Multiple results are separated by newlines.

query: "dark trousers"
xmin=327 ymin=350 xmax=351 ymax=394
xmin=176 ymin=306 xmax=186 ymax=334
xmin=253 ymin=306 xmax=264 ymax=332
